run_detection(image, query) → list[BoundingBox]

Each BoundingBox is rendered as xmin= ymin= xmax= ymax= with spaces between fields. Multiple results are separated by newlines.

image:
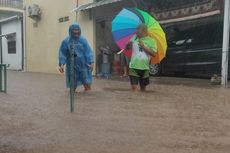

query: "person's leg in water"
xmin=129 ymin=68 xmax=140 ymax=92
xmin=123 ymin=66 xmax=128 ymax=77
xmin=139 ymin=70 xmax=150 ymax=92
xmin=124 ymin=56 xmax=131 ymax=77
xmin=79 ymin=66 xmax=93 ymax=92
xmin=130 ymin=78 xmax=139 ymax=92
xmin=82 ymin=71 xmax=92 ymax=92
xmin=132 ymin=84 xmax=139 ymax=92
xmin=140 ymin=86 xmax=146 ymax=92
xmin=83 ymin=84 xmax=91 ymax=91
xmin=122 ymin=54 xmax=128 ymax=77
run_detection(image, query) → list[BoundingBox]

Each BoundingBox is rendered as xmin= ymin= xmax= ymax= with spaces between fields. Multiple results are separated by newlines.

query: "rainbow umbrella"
xmin=112 ymin=8 xmax=167 ymax=64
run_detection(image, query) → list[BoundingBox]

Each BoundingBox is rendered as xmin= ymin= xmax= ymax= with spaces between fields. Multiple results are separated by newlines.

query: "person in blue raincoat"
xmin=59 ymin=23 xmax=94 ymax=91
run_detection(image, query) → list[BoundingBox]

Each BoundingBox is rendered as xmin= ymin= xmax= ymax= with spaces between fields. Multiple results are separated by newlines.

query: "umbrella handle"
xmin=117 ymin=49 xmax=124 ymax=55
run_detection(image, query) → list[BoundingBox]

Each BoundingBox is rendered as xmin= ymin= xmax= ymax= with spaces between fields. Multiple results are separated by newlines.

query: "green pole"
xmin=0 ymin=65 xmax=2 ymax=92
xmin=69 ymin=42 xmax=75 ymax=113
xmin=4 ymin=65 xmax=6 ymax=93
xmin=0 ymin=64 xmax=6 ymax=93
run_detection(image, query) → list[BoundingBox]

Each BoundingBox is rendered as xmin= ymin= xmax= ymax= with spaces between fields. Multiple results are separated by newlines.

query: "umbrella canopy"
xmin=112 ymin=8 xmax=167 ymax=64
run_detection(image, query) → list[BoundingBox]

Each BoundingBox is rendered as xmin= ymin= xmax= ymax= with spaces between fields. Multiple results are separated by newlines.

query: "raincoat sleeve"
xmin=59 ymin=40 xmax=68 ymax=66
xmin=83 ymin=38 xmax=94 ymax=64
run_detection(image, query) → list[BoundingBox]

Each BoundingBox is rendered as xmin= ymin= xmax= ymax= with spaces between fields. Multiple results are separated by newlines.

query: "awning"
xmin=72 ymin=0 xmax=123 ymax=12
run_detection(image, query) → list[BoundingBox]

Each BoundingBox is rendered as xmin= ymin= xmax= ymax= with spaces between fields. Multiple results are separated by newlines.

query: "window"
xmin=59 ymin=18 xmax=64 ymax=23
xmin=59 ymin=16 xmax=69 ymax=23
xmin=8 ymin=41 xmax=16 ymax=54
xmin=64 ymin=16 xmax=69 ymax=22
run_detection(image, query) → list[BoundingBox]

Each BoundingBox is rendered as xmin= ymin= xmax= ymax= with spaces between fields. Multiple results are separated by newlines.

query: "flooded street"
xmin=0 ymin=71 xmax=230 ymax=153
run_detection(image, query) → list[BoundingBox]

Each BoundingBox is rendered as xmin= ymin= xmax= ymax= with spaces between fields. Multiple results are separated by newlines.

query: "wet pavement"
xmin=0 ymin=71 xmax=230 ymax=153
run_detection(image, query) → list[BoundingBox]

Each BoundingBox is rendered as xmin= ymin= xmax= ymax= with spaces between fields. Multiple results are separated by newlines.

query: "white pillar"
xmin=22 ymin=11 xmax=27 ymax=72
xmin=221 ymin=0 xmax=230 ymax=87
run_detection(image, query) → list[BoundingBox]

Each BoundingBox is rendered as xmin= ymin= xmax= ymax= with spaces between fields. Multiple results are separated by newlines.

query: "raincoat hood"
xmin=69 ymin=22 xmax=81 ymax=39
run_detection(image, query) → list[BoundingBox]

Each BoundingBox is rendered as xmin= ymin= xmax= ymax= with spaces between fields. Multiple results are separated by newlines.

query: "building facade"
xmin=23 ymin=0 xmax=96 ymax=74
xmin=0 ymin=0 xmax=24 ymax=70
xmin=24 ymin=0 xmax=75 ymax=73
xmin=14 ymin=0 xmax=227 ymax=76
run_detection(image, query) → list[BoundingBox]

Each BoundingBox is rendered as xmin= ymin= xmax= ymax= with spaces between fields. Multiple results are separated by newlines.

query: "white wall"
xmin=1 ymin=19 xmax=22 ymax=70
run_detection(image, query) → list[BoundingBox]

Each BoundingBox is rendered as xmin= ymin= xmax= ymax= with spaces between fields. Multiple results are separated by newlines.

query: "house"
xmin=0 ymin=0 xmax=24 ymax=70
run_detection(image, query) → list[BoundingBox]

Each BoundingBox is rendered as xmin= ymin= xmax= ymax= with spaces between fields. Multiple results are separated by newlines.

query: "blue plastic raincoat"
xmin=59 ymin=23 xmax=94 ymax=88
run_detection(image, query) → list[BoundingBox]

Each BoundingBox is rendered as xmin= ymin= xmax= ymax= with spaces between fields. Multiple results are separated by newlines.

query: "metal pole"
xmin=4 ymin=64 xmax=6 ymax=93
xmin=22 ymin=11 xmax=27 ymax=72
xmin=69 ymin=42 xmax=75 ymax=113
xmin=0 ymin=65 xmax=2 ymax=92
xmin=0 ymin=64 xmax=7 ymax=93
xmin=0 ymin=26 xmax=3 ymax=64
xmin=221 ymin=0 xmax=230 ymax=87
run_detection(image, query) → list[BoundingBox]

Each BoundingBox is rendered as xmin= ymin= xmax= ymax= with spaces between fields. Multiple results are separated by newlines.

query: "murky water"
xmin=0 ymin=71 xmax=230 ymax=153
